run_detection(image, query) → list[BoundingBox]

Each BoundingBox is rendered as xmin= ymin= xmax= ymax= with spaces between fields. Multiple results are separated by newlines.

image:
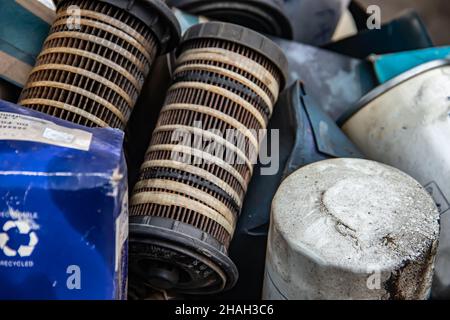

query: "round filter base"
xmin=129 ymin=216 xmax=238 ymax=295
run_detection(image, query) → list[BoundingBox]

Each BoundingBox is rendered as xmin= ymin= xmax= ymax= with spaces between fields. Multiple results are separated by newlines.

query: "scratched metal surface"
xmin=272 ymin=37 xmax=377 ymax=121
xmin=214 ymin=82 xmax=363 ymax=300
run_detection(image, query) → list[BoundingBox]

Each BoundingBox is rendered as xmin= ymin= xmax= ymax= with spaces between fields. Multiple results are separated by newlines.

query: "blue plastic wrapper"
xmin=371 ymin=46 xmax=450 ymax=83
xmin=0 ymin=100 xmax=128 ymax=300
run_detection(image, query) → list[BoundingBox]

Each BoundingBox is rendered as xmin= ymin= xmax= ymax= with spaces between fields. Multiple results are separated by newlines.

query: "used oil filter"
xmin=129 ymin=22 xmax=288 ymax=295
xmin=167 ymin=0 xmax=293 ymax=39
xmin=339 ymin=59 xmax=450 ymax=299
xmin=264 ymin=158 xmax=440 ymax=300
xmin=18 ymin=0 xmax=180 ymax=130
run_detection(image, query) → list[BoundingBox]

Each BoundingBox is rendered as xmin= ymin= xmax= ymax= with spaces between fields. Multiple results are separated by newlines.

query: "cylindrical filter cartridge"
xmin=339 ymin=60 xmax=450 ymax=298
xmin=129 ymin=22 xmax=288 ymax=294
xmin=18 ymin=0 xmax=180 ymax=130
xmin=167 ymin=0 xmax=293 ymax=39
xmin=264 ymin=158 xmax=440 ymax=300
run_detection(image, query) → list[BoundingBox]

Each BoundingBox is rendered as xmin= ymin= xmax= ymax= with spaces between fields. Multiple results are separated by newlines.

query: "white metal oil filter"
xmin=339 ymin=60 xmax=450 ymax=298
xmin=263 ymin=158 xmax=440 ymax=300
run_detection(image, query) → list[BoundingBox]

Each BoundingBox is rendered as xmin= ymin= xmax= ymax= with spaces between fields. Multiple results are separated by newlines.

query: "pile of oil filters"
xmin=13 ymin=0 xmax=448 ymax=300
xmin=15 ymin=0 xmax=288 ymax=296
xmin=129 ymin=21 xmax=288 ymax=295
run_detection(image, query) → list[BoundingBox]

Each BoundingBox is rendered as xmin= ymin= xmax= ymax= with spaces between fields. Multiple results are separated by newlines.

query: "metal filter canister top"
xmin=18 ymin=0 xmax=181 ymax=130
xmin=129 ymin=21 xmax=288 ymax=295
xmin=339 ymin=59 xmax=450 ymax=299
xmin=167 ymin=0 xmax=293 ymax=39
xmin=264 ymin=158 xmax=440 ymax=300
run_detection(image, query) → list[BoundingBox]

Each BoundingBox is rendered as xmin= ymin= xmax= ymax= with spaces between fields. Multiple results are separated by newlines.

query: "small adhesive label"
xmin=0 ymin=112 xmax=92 ymax=151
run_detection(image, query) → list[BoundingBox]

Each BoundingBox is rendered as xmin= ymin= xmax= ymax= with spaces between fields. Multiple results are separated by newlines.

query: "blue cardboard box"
xmin=0 ymin=100 xmax=128 ymax=300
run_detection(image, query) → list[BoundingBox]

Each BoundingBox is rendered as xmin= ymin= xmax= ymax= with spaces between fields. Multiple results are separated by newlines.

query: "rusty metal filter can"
xmin=129 ymin=22 xmax=288 ymax=295
xmin=339 ymin=60 xmax=450 ymax=299
xmin=18 ymin=0 xmax=180 ymax=130
xmin=264 ymin=158 xmax=440 ymax=300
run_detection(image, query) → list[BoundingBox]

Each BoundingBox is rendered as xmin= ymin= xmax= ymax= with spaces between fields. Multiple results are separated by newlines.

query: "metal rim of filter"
xmin=337 ymin=59 xmax=450 ymax=126
xmin=129 ymin=216 xmax=238 ymax=295
xmin=168 ymin=0 xmax=293 ymax=39
xmin=129 ymin=22 xmax=287 ymax=294
xmin=54 ymin=0 xmax=181 ymax=54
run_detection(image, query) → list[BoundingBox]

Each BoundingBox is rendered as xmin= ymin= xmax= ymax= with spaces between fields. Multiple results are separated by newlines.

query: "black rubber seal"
xmin=179 ymin=21 xmax=289 ymax=89
xmin=168 ymin=0 xmax=293 ymax=39
xmin=54 ymin=0 xmax=181 ymax=53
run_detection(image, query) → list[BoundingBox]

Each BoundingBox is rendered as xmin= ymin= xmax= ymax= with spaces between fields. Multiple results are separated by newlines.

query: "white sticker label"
xmin=0 ymin=112 xmax=92 ymax=151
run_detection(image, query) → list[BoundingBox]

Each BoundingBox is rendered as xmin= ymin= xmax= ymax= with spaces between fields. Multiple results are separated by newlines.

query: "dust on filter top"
xmin=180 ymin=22 xmax=289 ymax=89
xmin=337 ymin=59 xmax=450 ymax=126
xmin=272 ymin=158 xmax=440 ymax=272
xmin=53 ymin=0 xmax=181 ymax=53
xmin=167 ymin=0 xmax=293 ymax=39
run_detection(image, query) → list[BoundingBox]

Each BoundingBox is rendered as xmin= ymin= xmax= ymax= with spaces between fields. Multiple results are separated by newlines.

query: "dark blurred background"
xmin=358 ymin=0 xmax=450 ymax=45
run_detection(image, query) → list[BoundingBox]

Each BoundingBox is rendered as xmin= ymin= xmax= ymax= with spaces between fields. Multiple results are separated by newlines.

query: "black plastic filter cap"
xmin=130 ymin=217 xmax=239 ymax=295
xmin=54 ymin=0 xmax=181 ymax=53
xmin=180 ymin=21 xmax=289 ymax=89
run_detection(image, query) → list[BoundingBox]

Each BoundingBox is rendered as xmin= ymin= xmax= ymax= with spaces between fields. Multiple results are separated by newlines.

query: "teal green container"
xmin=0 ymin=0 xmax=53 ymax=87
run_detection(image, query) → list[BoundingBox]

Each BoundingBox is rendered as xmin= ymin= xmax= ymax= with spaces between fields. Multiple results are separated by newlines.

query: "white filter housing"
xmin=263 ymin=159 xmax=440 ymax=300
xmin=341 ymin=60 xmax=450 ymax=297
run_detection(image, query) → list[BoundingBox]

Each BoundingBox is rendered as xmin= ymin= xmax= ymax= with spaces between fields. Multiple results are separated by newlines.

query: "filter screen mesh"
xmin=19 ymin=0 xmax=159 ymax=129
xmin=130 ymin=36 xmax=283 ymax=249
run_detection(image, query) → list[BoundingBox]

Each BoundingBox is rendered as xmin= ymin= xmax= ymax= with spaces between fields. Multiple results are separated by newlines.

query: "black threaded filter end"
xmin=55 ymin=0 xmax=181 ymax=53
xmin=180 ymin=21 xmax=289 ymax=89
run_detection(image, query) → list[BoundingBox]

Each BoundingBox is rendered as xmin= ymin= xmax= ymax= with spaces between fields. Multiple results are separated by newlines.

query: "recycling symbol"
xmin=0 ymin=220 xmax=38 ymax=257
